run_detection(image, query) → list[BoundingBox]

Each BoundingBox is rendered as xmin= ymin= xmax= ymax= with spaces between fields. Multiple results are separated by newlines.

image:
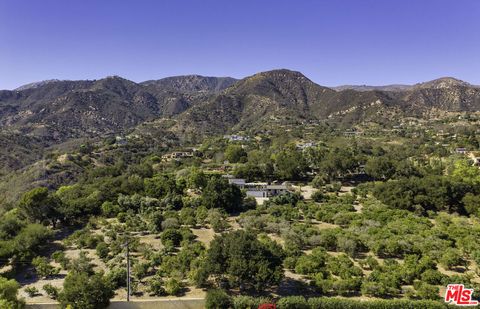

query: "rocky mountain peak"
xmin=414 ymin=77 xmax=472 ymax=89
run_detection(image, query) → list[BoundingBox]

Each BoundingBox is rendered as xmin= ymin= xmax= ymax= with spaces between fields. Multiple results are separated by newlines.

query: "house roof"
xmin=266 ymin=185 xmax=288 ymax=190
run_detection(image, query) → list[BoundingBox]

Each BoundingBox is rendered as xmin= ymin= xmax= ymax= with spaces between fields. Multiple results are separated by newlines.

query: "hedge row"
xmin=233 ymin=296 xmax=451 ymax=309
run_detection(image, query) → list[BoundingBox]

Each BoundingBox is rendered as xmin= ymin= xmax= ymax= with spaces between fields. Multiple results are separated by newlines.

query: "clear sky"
xmin=1 ymin=0 xmax=479 ymax=89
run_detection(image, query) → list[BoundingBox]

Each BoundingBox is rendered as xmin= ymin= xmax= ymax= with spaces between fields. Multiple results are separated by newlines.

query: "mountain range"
xmin=2 ymin=70 xmax=480 ymax=146
xmin=1 ymin=68 xmax=480 ymax=201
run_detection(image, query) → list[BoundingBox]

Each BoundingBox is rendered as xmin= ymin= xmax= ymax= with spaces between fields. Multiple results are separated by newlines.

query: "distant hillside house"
xmin=224 ymin=134 xmax=250 ymax=142
xmin=162 ymin=151 xmax=194 ymax=161
xmin=343 ymin=130 xmax=363 ymax=137
xmin=226 ymin=176 xmax=289 ymax=198
xmin=296 ymin=142 xmax=316 ymax=150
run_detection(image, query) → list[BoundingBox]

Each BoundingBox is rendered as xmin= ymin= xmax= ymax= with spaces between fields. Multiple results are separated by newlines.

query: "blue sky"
xmin=1 ymin=0 xmax=479 ymax=89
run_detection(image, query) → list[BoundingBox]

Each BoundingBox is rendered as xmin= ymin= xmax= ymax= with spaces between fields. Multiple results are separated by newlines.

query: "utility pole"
xmin=125 ymin=242 xmax=130 ymax=302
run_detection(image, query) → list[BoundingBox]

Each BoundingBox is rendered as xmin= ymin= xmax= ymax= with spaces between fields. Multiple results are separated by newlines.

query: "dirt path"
xmin=291 ymin=185 xmax=315 ymax=200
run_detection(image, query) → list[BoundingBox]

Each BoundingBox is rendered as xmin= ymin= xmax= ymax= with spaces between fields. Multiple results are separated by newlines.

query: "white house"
xmin=224 ymin=135 xmax=250 ymax=142
xmin=226 ymin=177 xmax=289 ymax=198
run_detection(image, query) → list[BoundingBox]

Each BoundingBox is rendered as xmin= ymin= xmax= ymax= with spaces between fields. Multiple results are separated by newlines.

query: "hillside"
xmin=141 ymin=75 xmax=237 ymax=93
xmin=4 ymin=69 xmax=479 ymax=203
xmin=0 ymin=75 xmax=240 ymax=143
xmin=333 ymin=84 xmax=412 ymax=92
xmin=169 ymin=71 xmax=480 ymax=138
xmin=2 ymin=70 xmax=480 ymax=149
xmin=3 ymin=72 xmax=480 ymax=308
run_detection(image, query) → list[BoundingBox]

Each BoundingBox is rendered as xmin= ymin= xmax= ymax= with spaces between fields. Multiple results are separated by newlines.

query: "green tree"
xmin=294 ymin=248 xmax=328 ymax=275
xmin=147 ymin=275 xmax=165 ymax=296
xmin=205 ymin=289 xmax=232 ymax=309
xmin=0 ymin=212 xmax=25 ymax=241
xmin=207 ymin=209 xmax=228 ymax=232
xmin=365 ymin=157 xmax=396 ymax=180
xmin=164 ymin=278 xmax=182 ymax=296
xmin=414 ymin=282 xmax=439 ymax=300
xmin=451 ymin=159 xmax=480 ymax=186
xmin=105 ymin=268 xmax=126 ymax=289
xmin=225 ymin=145 xmax=247 ymax=163
xmin=440 ymin=248 xmax=465 ymax=270
xmin=147 ymin=211 xmax=163 ymax=233
xmin=95 ymin=242 xmax=109 ymax=260
xmin=233 ymin=163 xmax=264 ymax=182
xmin=56 ymin=185 xmax=102 ymax=223
xmin=311 ymin=175 xmax=327 ymax=188
xmin=69 ymin=252 xmax=94 ymax=275
xmin=179 ymin=207 xmax=196 ymax=226
xmin=161 ymin=229 xmax=182 ymax=247
xmin=462 ymin=193 xmax=480 ymax=217
xmin=318 ymin=148 xmax=358 ymax=180
xmin=274 ymin=146 xmax=308 ymax=180
xmin=0 ymin=276 xmax=24 ymax=309
xmin=202 ymin=230 xmax=284 ymax=292
xmin=59 ymin=271 xmax=113 ymax=309
xmin=311 ymin=190 xmax=326 ymax=203
xmin=32 ymin=256 xmax=59 ymax=279
xmin=18 ymin=187 xmax=60 ymax=227
xmin=10 ymin=224 xmax=53 ymax=263
xmin=201 ymin=177 xmax=243 ymax=212
xmin=51 ymin=251 xmax=70 ymax=270
xmin=144 ymin=175 xmax=179 ymax=199
xmin=187 ymin=168 xmax=208 ymax=189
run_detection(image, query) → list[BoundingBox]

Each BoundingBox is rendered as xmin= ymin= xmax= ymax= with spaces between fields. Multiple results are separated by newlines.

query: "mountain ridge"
xmin=333 ymin=77 xmax=478 ymax=92
xmin=2 ymin=70 xmax=480 ymax=144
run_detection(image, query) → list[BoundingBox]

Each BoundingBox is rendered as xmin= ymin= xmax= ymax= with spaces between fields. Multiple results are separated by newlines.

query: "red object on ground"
xmin=258 ymin=304 xmax=276 ymax=309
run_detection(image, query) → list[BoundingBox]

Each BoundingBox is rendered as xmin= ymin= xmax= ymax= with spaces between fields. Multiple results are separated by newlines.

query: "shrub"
xmin=147 ymin=275 xmax=165 ymax=296
xmin=421 ymin=269 xmax=447 ymax=285
xmin=205 ymin=289 xmax=232 ymax=309
xmin=148 ymin=211 xmax=164 ymax=232
xmin=51 ymin=251 xmax=70 ymax=269
xmin=117 ymin=212 xmax=127 ymax=223
xmin=43 ymin=284 xmax=59 ymax=300
xmin=165 ymin=278 xmax=182 ymax=296
xmin=311 ymin=175 xmax=327 ymax=188
xmin=277 ymin=296 xmax=308 ymax=309
xmin=311 ymin=191 xmax=327 ymax=203
xmin=283 ymin=256 xmax=298 ymax=270
xmin=101 ymin=202 xmax=120 ymax=217
xmin=106 ymin=268 xmax=126 ymax=289
xmin=294 ymin=248 xmax=327 ymax=275
xmin=32 ymin=256 xmax=59 ymax=279
xmin=0 ymin=276 xmax=25 ymax=308
xmin=95 ymin=242 xmax=109 ymax=260
xmin=414 ymin=281 xmax=440 ymax=300
xmin=161 ymin=229 xmax=182 ymax=247
xmin=25 ymin=286 xmax=39 ymax=297
xmin=161 ymin=217 xmax=180 ymax=230
xmin=132 ymin=262 xmax=150 ymax=279
xmin=307 ymin=297 xmax=448 ymax=308
xmin=440 ymin=248 xmax=465 ymax=270
xmin=233 ymin=295 xmax=272 ymax=309
xmin=207 ymin=209 xmax=229 ymax=232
